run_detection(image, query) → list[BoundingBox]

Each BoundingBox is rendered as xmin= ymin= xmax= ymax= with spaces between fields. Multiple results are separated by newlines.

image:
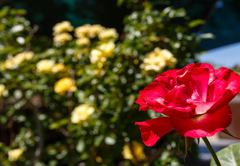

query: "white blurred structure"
xmin=198 ymin=42 xmax=240 ymax=68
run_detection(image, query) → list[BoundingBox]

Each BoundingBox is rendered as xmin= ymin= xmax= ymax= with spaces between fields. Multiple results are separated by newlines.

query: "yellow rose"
xmin=75 ymin=24 xmax=103 ymax=38
xmin=4 ymin=51 xmax=34 ymax=70
xmin=52 ymin=63 xmax=66 ymax=73
xmin=76 ymin=37 xmax=91 ymax=46
xmin=13 ymin=53 xmax=25 ymax=64
xmin=159 ymin=49 xmax=177 ymax=68
xmin=122 ymin=141 xmax=145 ymax=163
xmin=71 ymin=104 xmax=95 ymax=124
xmin=54 ymin=77 xmax=77 ymax=95
xmin=53 ymin=21 xmax=74 ymax=34
xmin=8 ymin=149 xmax=24 ymax=162
xmin=36 ymin=59 xmax=55 ymax=73
xmin=74 ymin=24 xmax=92 ymax=38
xmin=5 ymin=59 xmax=14 ymax=69
xmin=98 ymin=28 xmax=118 ymax=40
xmin=89 ymin=49 xmax=104 ymax=64
xmin=143 ymin=47 xmax=177 ymax=72
xmin=167 ymin=57 xmax=177 ymax=68
xmin=23 ymin=51 xmax=34 ymax=58
xmin=0 ymin=84 xmax=8 ymax=97
xmin=88 ymin=24 xmax=103 ymax=38
xmin=89 ymin=42 xmax=115 ymax=68
xmin=98 ymin=42 xmax=115 ymax=55
xmin=53 ymin=33 xmax=72 ymax=45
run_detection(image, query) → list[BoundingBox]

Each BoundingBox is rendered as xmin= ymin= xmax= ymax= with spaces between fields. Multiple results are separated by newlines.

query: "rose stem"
xmin=202 ymin=137 xmax=221 ymax=166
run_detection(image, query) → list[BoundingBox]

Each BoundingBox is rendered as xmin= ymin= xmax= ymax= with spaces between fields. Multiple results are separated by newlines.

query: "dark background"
xmin=1 ymin=0 xmax=240 ymax=50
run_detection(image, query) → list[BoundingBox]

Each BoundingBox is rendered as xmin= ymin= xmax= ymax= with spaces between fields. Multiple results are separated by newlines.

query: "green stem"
xmin=202 ymin=137 xmax=221 ymax=166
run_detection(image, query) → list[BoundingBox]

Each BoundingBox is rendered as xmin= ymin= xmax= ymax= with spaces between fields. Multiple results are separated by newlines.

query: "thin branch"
xmin=198 ymin=0 xmax=221 ymax=33
xmin=27 ymin=103 xmax=44 ymax=166
xmin=25 ymin=25 xmax=39 ymax=51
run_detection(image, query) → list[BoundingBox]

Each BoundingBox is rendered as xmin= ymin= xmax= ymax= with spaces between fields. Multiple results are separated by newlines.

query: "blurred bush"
xmin=0 ymin=1 xmax=211 ymax=166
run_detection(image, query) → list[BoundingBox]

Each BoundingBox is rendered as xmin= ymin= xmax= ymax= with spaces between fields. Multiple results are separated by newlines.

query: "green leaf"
xmin=94 ymin=135 xmax=104 ymax=147
xmin=0 ymin=115 xmax=7 ymax=124
xmin=174 ymin=8 xmax=186 ymax=17
xmin=210 ymin=143 xmax=240 ymax=166
xmin=188 ymin=19 xmax=205 ymax=28
xmin=117 ymin=0 xmax=125 ymax=6
xmin=49 ymin=119 xmax=69 ymax=130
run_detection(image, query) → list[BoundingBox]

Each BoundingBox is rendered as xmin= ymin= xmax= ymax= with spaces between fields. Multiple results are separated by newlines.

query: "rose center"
xmin=192 ymin=114 xmax=205 ymax=121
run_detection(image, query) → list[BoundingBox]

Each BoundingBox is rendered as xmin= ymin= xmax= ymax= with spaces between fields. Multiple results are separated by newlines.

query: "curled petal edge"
xmin=135 ymin=117 xmax=174 ymax=146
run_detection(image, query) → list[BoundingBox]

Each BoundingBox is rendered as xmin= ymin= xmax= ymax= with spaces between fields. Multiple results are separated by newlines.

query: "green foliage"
xmin=119 ymin=6 xmax=206 ymax=68
xmin=154 ymin=151 xmax=183 ymax=166
xmin=0 ymin=6 xmax=32 ymax=59
xmin=0 ymin=3 xmax=211 ymax=166
xmin=210 ymin=143 xmax=240 ymax=166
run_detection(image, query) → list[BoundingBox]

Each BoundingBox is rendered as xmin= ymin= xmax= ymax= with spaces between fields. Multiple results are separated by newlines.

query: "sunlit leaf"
xmin=211 ymin=143 xmax=240 ymax=166
xmin=188 ymin=19 xmax=205 ymax=28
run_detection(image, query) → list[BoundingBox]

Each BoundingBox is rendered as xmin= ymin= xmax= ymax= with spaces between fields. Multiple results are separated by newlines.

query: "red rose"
xmin=135 ymin=63 xmax=240 ymax=146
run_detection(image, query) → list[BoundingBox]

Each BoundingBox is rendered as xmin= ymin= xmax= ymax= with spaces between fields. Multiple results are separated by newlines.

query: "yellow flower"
xmin=76 ymin=37 xmax=91 ymax=46
xmin=53 ymin=33 xmax=72 ymax=45
xmin=143 ymin=47 xmax=177 ymax=72
xmin=74 ymin=24 xmax=92 ymax=38
xmin=122 ymin=141 xmax=145 ymax=163
xmin=54 ymin=77 xmax=77 ymax=95
xmin=22 ymin=51 xmax=34 ymax=60
xmin=98 ymin=42 xmax=115 ymax=55
xmin=8 ymin=149 xmax=24 ymax=162
xmin=36 ymin=59 xmax=55 ymax=73
xmin=52 ymin=63 xmax=66 ymax=73
xmin=75 ymin=24 xmax=103 ymax=38
xmin=5 ymin=59 xmax=14 ymax=69
xmin=160 ymin=49 xmax=177 ymax=68
xmin=4 ymin=51 xmax=34 ymax=69
xmin=53 ymin=21 xmax=74 ymax=34
xmin=88 ymin=24 xmax=103 ymax=38
xmin=98 ymin=28 xmax=118 ymax=40
xmin=71 ymin=104 xmax=95 ymax=124
xmin=89 ymin=49 xmax=104 ymax=64
xmin=89 ymin=42 xmax=115 ymax=68
xmin=0 ymin=84 xmax=8 ymax=97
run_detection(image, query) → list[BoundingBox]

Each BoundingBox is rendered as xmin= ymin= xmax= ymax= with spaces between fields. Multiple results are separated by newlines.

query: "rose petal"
xmin=162 ymin=85 xmax=195 ymax=117
xmin=194 ymin=63 xmax=216 ymax=83
xmin=136 ymin=81 xmax=169 ymax=111
xmin=170 ymin=104 xmax=232 ymax=138
xmin=188 ymin=78 xmax=227 ymax=114
xmin=216 ymin=67 xmax=240 ymax=95
xmin=210 ymin=89 xmax=235 ymax=111
xmin=177 ymin=66 xmax=210 ymax=102
xmin=178 ymin=63 xmax=216 ymax=84
xmin=155 ymin=69 xmax=178 ymax=90
xmin=187 ymin=101 xmax=216 ymax=115
xmin=143 ymin=85 xmax=195 ymax=118
xmin=135 ymin=117 xmax=174 ymax=146
xmin=207 ymin=78 xmax=228 ymax=102
xmin=189 ymin=67 xmax=210 ymax=102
